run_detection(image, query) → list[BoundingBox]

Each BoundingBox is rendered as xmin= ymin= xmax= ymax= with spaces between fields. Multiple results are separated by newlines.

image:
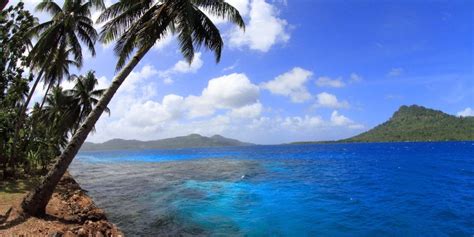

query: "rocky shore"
xmin=0 ymin=173 xmax=123 ymax=236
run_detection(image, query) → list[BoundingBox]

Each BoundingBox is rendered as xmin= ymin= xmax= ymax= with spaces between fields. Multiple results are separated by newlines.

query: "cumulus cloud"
xmin=330 ymin=111 xmax=364 ymax=129
xmin=315 ymin=76 xmax=345 ymax=88
xmin=261 ymin=67 xmax=313 ymax=103
xmin=185 ymin=73 xmax=260 ymax=117
xmin=158 ymin=53 xmax=204 ymax=84
xmin=457 ymin=107 xmax=474 ymax=117
xmin=78 ymin=68 xmax=363 ymax=144
xmin=229 ymin=102 xmax=263 ymax=118
xmin=152 ymin=34 xmax=175 ymax=51
xmin=280 ymin=116 xmax=324 ymax=130
xmin=119 ymin=95 xmax=185 ymax=127
xmin=120 ymin=64 xmax=158 ymax=94
xmin=229 ymin=0 xmax=290 ymax=52
xmin=204 ymin=0 xmax=250 ymax=24
xmin=314 ymin=92 xmax=349 ymax=109
xmin=88 ymin=71 xmax=264 ymax=142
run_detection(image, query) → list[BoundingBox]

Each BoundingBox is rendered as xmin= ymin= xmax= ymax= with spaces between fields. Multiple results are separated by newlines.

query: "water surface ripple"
xmin=70 ymin=142 xmax=474 ymax=236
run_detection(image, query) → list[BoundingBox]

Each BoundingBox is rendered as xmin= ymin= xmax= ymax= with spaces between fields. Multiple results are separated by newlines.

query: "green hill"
xmin=344 ymin=105 xmax=474 ymax=142
xmin=81 ymin=134 xmax=254 ymax=151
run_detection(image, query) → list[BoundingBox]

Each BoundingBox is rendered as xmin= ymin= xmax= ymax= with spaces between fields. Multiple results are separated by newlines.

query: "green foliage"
xmin=345 ymin=105 xmax=474 ymax=142
xmin=0 ymin=2 xmax=36 ymax=177
xmin=28 ymin=0 xmax=98 ymax=70
xmin=97 ymin=0 xmax=245 ymax=70
xmin=0 ymin=3 xmax=107 ymax=178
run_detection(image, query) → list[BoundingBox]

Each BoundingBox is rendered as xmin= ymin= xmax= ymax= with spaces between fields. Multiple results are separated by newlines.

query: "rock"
xmin=50 ymin=232 xmax=64 ymax=237
xmin=77 ymin=228 xmax=87 ymax=237
xmin=64 ymin=231 xmax=77 ymax=237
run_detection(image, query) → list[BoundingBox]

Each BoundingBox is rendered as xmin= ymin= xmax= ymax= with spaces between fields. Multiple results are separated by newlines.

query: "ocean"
xmin=70 ymin=142 xmax=474 ymax=236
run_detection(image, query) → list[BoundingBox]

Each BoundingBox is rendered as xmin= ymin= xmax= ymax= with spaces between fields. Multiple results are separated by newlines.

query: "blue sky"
xmin=21 ymin=0 xmax=473 ymax=144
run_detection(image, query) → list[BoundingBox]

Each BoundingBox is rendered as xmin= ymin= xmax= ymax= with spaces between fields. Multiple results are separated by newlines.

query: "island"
xmin=81 ymin=134 xmax=254 ymax=151
xmin=293 ymin=105 xmax=474 ymax=144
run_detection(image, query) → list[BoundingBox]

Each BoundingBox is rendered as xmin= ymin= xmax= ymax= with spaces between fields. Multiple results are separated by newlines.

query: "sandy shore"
xmin=0 ymin=173 xmax=124 ymax=236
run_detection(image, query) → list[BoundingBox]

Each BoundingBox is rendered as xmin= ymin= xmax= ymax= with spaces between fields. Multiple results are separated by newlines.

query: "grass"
xmin=0 ymin=177 xmax=40 ymax=216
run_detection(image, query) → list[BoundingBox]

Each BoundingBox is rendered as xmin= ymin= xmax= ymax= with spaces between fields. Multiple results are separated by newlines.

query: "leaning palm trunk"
xmin=21 ymin=45 xmax=152 ymax=216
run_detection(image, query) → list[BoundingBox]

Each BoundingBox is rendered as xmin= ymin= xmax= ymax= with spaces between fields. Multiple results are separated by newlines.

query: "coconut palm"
xmin=12 ymin=0 xmax=98 ymax=164
xmin=39 ymin=47 xmax=82 ymax=109
xmin=67 ymin=70 xmax=109 ymax=133
xmin=21 ymin=0 xmax=245 ymax=216
xmin=24 ymin=0 xmax=99 ymax=111
xmin=0 ymin=0 xmax=8 ymax=11
xmin=43 ymin=87 xmax=81 ymax=140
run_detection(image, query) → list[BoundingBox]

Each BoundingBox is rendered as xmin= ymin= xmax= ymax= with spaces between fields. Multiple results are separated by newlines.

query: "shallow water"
xmin=70 ymin=142 xmax=474 ymax=236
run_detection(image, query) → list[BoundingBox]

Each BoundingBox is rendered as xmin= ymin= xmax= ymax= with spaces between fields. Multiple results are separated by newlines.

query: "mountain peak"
xmin=346 ymin=104 xmax=474 ymax=142
xmin=392 ymin=105 xmax=445 ymax=120
xmin=187 ymin=134 xmax=204 ymax=138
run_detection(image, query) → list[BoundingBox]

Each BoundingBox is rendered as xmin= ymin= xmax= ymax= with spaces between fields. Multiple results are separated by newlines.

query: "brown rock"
xmin=64 ymin=231 xmax=77 ymax=237
xmin=77 ymin=227 xmax=87 ymax=237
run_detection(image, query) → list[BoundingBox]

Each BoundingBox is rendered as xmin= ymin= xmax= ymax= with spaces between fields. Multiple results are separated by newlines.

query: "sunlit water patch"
xmin=70 ymin=142 xmax=474 ymax=236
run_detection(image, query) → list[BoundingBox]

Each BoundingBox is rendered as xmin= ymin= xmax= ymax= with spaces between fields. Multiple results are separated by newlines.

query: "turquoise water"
xmin=70 ymin=142 xmax=474 ymax=236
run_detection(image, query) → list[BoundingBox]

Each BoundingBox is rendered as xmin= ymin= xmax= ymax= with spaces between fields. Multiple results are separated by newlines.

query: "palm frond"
xmin=35 ymin=0 xmax=62 ymax=16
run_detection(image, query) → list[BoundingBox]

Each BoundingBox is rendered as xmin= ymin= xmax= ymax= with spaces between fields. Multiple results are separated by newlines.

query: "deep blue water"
xmin=70 ymin=142 xmax=474 ymax=236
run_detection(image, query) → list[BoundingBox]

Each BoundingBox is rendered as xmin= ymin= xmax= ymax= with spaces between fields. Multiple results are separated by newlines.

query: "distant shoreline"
xmin=288 ymin=139 xmax=474 ymax=145
xmin=78 ymin=140 xmax=474 ymax=152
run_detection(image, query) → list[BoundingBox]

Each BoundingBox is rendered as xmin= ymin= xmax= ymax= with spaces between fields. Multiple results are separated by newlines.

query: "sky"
xmin=18 ymin=0 xmax=474 ymax=144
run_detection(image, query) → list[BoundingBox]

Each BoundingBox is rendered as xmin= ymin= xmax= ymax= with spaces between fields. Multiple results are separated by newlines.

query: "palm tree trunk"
xmin=39 ymin=81 xmax=53 ymax=110
xmin=22 ymin=69 xmax=45 ymax=119
xmin=9 ymin=69 xmax=44 ymax=172
xmin=0 ymin=0 xmax=8 ymax=11
xmin=20 ymin=44 xmax=153 ymax=216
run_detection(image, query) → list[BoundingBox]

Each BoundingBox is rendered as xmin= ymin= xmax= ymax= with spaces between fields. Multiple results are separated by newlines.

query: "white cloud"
xmin=261 ymin=67 xmax=312 ymax=103
xmin=330 ymin=111 xmax=364 ymax=129
xmin=204 ymin=0 xmax=250 ymax=24
xmin=158 ymin=53 xmax=204 ymax=84
xmin=223 ymin=61 xmax=239 ymax=72
xmin=171 ymin=53 xmax=204 ymax=74
xmin=85 ymin=68 xmax=364 ymax=144
xmin=88 ymin=71 xmax=263 ymax=142
xmin=121 ymin=95 xmax=185 ymax=127
xmin=457 ymin=107 xmax=474 ymax=117
xmin=152 ymin=34 xmax=174 ymax=51
xmin=350 ymin=73 xmax=363 ymax=82
xmin=230 ymin=102 xmax=263 ymax=118
xmin=280 ymin=116 xmax=324 ymax=130
xmin=315 ymin=76 xmax=345 ymax=88
xmin=185 ymin=73 xmax=260 ymax=117
xmin=226 ymin=0 xmax=251 ymax=17
xmin=121 ymin=64 xmax=158 ymax=94
xmin=243 ymin=112 xmax=363 ymax=143
xmin=315 ymin=92 xmax=349 ymax=109
xmin=229 ymin=0 xmax=290 ymax=52
xmin=388 ymin=68 xmax=404 ymax=77
xmin=330 ymin=110 xmax=351 ymax=126
xmin=163 ymin=78 xmax=174 ymax=85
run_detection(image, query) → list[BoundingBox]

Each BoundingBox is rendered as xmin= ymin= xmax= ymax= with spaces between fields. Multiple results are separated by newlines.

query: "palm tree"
xmin=67 ymin=70 xmax=109 ymax=133
xmin=39 ymin=47 xmax=82 ymax=109
xmin=25 ymin=0 xmax=99 ymax=110
xmin=21 ymin=0 xmax=245 ymax=216
xmin=43 ymin=87 xmax=81 ymax=141
xmin=0 ymin=0 xmax=8 ymax=11
xmin=24 ymin=0 xmax=99 ymax=110
xmin=12 ymin=0 xmax=98 ymax=164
